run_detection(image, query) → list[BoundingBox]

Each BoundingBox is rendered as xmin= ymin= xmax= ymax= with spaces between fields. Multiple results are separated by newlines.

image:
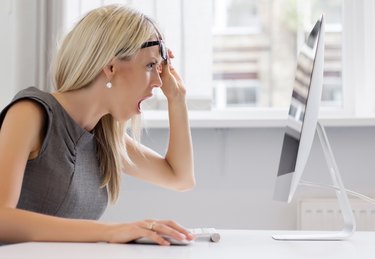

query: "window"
xmin=62 ymin=0 xmax=375 ymax=118
xmin=212 ymin=0 xmax=343 ymax=110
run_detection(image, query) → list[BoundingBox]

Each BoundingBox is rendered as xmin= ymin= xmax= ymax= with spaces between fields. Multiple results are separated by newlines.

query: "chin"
xmin=112 ymin=106 xmax=140 ymax=122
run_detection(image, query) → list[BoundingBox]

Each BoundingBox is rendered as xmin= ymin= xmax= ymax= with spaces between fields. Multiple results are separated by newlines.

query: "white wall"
xmin=101 ymin=126 xmax=375 ymax=230
xmin=0 ymin=0 xmax=45 ymax=109
xmin=0 ymin=0 xmax=16 ymax=107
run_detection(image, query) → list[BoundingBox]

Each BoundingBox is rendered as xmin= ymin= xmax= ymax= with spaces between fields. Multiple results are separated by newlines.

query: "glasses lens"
xmin=160 ymin=41 xmax=167 ymax=61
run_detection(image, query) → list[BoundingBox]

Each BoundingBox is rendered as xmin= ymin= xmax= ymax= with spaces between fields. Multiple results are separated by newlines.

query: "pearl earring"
xmin=106 ymin=82 xmax=112 ymax=89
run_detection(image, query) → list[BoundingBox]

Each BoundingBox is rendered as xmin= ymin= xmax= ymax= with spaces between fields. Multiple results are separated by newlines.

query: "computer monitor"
xmin=272 ymin=14 xmax=356 ymax=240
xmin=273 ymin=15 xmax=324 ymax=204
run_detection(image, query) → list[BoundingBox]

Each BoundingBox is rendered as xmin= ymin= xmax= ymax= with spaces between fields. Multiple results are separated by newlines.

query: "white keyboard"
xmin=189 ymin=228 xmax=221 ymax=243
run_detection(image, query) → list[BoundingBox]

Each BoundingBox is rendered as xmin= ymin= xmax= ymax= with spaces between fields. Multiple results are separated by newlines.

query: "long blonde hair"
xmin=51 ymin=5 xmax=163 ymax=202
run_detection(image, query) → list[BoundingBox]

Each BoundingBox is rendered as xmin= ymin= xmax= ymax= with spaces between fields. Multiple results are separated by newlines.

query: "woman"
xmin=0 ymin=5 xmax=195 ymax=245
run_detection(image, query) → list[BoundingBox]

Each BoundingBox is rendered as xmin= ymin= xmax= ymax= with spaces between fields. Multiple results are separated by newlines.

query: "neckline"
xmin=48 ymin=92 xmax=95 ymax=138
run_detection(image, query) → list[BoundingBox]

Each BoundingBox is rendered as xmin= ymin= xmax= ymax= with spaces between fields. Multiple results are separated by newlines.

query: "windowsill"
xmin=141 ymin=110 xmax=375 ymax=128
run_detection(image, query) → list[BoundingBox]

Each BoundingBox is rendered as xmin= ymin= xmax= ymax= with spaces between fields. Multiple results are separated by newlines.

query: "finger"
xmin=159 ymin=62 xmax=177 ymax=83
xmin=153 ymin=224 xmax=188 ymax=241
xmin=167 ymin=49 xmax=174 ymax=59
xmin=159 ymin=59 xmax=175 ymax=77
xmin=139 ymin=228 xmax=170 ymax=246
xmin=143 ymin=220 xmax=185 ymax=241
xmin=168 ymin=66 xmax=183 ymax=84
xmin=160 ymin=61 xmax=170 ymax=75
xmin=166 ymin=221 xmax=195 ymax=240
xmin=159 ymin=220 xmax=195 ymax=241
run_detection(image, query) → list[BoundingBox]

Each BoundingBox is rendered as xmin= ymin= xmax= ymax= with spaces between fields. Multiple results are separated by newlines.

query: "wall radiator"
xmin=298 ymin=199 xmax=375 ymax=231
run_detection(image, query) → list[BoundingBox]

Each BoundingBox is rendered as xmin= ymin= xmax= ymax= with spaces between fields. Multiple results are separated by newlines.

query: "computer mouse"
xmin=134 ymin=235 xmax=194 ymax=245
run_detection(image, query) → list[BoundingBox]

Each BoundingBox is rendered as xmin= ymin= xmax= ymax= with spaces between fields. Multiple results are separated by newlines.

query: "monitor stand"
xmin=273 ymin=122 xmax=356 ymax=241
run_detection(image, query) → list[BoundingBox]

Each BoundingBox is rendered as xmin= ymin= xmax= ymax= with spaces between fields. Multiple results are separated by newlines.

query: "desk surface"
xmin=1 ymin=230 xmax=375 ymax=259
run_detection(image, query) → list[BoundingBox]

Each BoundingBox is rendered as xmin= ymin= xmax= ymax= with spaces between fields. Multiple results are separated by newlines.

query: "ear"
xmin=102 ymin=59 xmax=116 ymax=80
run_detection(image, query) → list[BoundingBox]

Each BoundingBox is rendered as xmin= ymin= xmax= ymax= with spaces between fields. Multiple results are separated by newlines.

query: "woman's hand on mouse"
xmin=104 ymin=219 xmax=195 ymax=245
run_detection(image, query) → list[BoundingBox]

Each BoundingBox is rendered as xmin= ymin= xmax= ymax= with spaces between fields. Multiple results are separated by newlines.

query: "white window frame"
xmin=342 ymin=0 xmax=375 ymax=117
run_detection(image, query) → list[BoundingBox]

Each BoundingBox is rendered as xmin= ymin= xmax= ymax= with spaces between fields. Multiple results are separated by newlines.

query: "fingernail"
xmin=179 ymin=233 xmax=187 ymax=239
xmin=187 ymin=233 xmax=195 ymax=239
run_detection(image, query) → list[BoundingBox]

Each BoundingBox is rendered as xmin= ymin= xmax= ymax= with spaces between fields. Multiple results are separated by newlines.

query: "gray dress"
xmin=0 ymin=87 xmax=108 ymax=219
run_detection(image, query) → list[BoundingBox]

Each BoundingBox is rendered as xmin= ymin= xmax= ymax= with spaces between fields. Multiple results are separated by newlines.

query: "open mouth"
xmin=137 ymin=95 xmax=153 ymax=113
xmin=137 ymin=100 xmax=143 ymax=112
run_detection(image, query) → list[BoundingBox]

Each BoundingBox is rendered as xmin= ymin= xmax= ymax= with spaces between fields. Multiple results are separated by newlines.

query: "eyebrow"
xmin=151 ymin=55 xmax=163 ymax=65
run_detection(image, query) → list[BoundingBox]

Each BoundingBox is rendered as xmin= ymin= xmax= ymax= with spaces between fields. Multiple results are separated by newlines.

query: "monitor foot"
xmin=272 ymin=229 xmax=353 ymax=241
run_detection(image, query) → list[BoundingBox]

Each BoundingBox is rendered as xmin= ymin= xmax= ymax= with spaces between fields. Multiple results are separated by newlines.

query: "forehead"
xmin=136 ymin=44 xmax=162 ymax=61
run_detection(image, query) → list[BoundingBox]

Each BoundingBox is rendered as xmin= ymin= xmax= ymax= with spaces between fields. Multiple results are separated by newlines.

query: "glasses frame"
xmin=141 ymin=40 xmax=168 ymax=64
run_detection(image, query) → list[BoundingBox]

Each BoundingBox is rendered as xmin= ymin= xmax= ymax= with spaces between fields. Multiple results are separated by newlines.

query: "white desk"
xmin=1 ymin=230 xmax=375 ymax=259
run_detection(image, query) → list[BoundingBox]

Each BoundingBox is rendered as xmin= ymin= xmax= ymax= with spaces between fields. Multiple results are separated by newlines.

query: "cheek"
xmin=132 ymin=72 xmax=152 ymax=91
xmin=113 ymin=69 xmax=150 ymax=96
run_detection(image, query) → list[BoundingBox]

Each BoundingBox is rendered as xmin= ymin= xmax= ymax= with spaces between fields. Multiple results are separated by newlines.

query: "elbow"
xmin=176 ymin=182 xmax=195 ymax=192
xmin=175 ymin=175 xmax=196 ymax=192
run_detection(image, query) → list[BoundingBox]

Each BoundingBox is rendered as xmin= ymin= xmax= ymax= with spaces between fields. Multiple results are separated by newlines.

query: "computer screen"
xmin=272 ymin=14 xmax=356 ymax=240
xmin=273 ymin=15 xmax=325 ymax=204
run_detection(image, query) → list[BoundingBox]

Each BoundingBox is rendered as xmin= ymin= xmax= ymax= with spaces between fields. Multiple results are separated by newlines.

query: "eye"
xmin=146 ymin=62 xmax=157 ymax=70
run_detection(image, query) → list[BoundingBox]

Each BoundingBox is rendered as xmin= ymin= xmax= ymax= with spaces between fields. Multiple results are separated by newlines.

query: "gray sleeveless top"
xmin=0 ymin=87 xmax=108 ymax=219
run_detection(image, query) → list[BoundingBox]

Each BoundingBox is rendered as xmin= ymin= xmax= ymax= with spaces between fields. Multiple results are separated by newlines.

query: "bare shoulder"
xmin=1 ymin=99 xmax=47 ymax=155
xmin=2 ymin=99 xmax=46 ymax=130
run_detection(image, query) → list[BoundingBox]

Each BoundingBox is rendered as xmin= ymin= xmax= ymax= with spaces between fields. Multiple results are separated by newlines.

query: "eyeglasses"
xmin=141 ymin=40 xmax=168 ymax=64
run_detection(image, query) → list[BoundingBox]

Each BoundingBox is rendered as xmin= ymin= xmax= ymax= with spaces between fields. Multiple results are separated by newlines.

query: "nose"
xmin=152 ymin=69 xmax=162 ymax=88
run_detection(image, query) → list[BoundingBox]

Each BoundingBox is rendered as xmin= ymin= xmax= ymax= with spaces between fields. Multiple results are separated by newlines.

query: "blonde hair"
xmin=51 ymin=5 xmax=163 ymax=202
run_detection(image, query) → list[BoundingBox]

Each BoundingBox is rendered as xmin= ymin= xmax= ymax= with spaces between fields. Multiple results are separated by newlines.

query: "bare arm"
xmin=0 ymin=207 xmax=192 ymax=244
xmin=0 ymin=100 xmax=192 ymax=245
xmin=124 ymin=53 xmax=195 ymax=191
xmin=0 ymin=100 xmax=105 ymax=243
xmin=164 ymin=61 xmax=195 ymax=189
